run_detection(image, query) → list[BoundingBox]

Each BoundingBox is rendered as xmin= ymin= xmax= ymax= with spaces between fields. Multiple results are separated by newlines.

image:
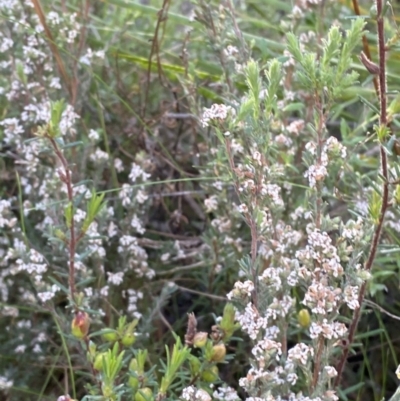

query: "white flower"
xmin=181 ymin=386 xmax=211 ymax=401
xmin=0 ymin=375 xmax=13 ymax=390
xmin=129 ymin=163 xmax=150 ymax=183
xmin=49 ymin=77 xmax=61 ymax=89
xmin=47 ymin=11 xmax=61 ymax=25
xmin=201 ymin=104 xmax=235 ymax=127
xmin=107 ymin=271 xmax=124 ymax=286
xmin=213 ymin=386 xmax=239 ymax=401
xmin=237 ymin=203 xmax=248 ymax=213
xmin=114 ymin=158 xmax=124 ymax=172
xmin=304 ymin=163 xmax=328 ymax=187
xmin=136 ymin=189 xmax=148 ymax=204
xmin=108 ymin=221 xmax=118 ymax=238
xmin=224 ymin=45 xmax=239 ymax=57
xmin=90 ymin=148 xmax=109 ymax=163
xmin=88 ymin=129 xmax=100 ymax=141
xmin=325 ymin=366 xmax=338 ymax=378
xmin=204 ymin=195 xmax=218 ymax=212
xmin=131 ymin=215 xmax=145 ymax=234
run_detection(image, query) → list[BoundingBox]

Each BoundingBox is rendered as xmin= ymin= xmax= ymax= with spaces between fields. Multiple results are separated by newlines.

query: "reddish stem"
xmin=335 ymin=0 xmax=389 ymax=386
xmin=48 ymin=136 xmax=77 ymax=308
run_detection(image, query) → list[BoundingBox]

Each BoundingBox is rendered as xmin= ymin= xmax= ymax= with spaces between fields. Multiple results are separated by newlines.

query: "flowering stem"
xmin=335 ymin=0 xmax=389 ymax=386
xmin=225 ymin=137 xmax=259 ymax=308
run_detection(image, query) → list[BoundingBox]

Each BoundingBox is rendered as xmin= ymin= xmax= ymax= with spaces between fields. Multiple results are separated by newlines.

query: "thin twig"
xmin=48 ymin=136 xmax=77 ymax=308
xmin=335 ymin=0 xmax=390 ymax=386
xmin=364 ymin=299 xmax=400 ymax=321
xmin=31 ymin=0 xmax=72 ymax=99
xmin=352 ymin=0 xmax=379 ymax=93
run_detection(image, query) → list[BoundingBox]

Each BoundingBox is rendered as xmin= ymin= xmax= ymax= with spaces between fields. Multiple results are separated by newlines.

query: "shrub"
xmin=1 ymin=0 xmax=400 ymax=400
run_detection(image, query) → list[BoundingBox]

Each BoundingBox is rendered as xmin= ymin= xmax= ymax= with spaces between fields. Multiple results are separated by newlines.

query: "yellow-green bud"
xmin=298 ymin=309 xmax=311 ymax=328
xmin=128 ymin=376 xmax=139 ymax=391
xmin=121 ymin=332 xmax=136 ymax=347
xmin=211 ymin=343 xmax=226 ymax=362
xmin=102 ymin=330 xmax=119 ymax=342
xmin=94 ymin=352 xmax=107 ymax=371
xmin=201 ymin=365 xmax=219 ymax=382
xmin=193 ymin=332 xmax=208 ymax=348
xmin=135 ymin=387 xmax=153 ymax=401
xmin=54 ymin=229 xmax=66 ymax=241
xmin=188 ymin=355 xmax=201 ymax=376
xmin=102 ymin=384 xmax=113 ymax=398
xmin=129 ymin=358 xmax=139 ymax=372
xmin=71 ymin=311 xmax=90 ymax=339
xmin=369 ymin=4 xmax=378 ymax=19
xmin=88 ymin=341 xmax=96 ymax=358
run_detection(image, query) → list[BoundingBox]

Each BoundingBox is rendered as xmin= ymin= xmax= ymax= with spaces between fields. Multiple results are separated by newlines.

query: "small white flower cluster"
xmin=79 ymin=47 xmax=106 ymax=66
xmin=37 ymin=284 xmax=60 ymax=303
xmin=304 ymin=136 xmax=347 ymax=188
xmin=201 ymin=104 xmax=235 ymax=127
xmin=309 ymin=320 xmax=347 ymax=340
xmin=0 ymin=375 xmax=13 ymax=390
xmin=204 ymin=195 xmax=219 ymax=213
xmin=107 ymin=271 xmax=124 ymax=286
xmin=124 ymin=289 xmax=143 ymax=319
xmin=213 ymin=386 xmax=240 ymax=401
xmin=341 ymin=217 xmax=364 ymax=242
xmin=118 ymin=235 xmax=155 ymax=279
xmin=181 ymin=386 xmax=211 ymax=401
xmin=0 ymin=200 xmax=17 ymax=228
xmin=16 ymin=249 xmax=47 ymax=279
xmin=227 ymin=280 xmax=254 ymax=300
xmin=223 ymin=45 xmax=239 ymax=58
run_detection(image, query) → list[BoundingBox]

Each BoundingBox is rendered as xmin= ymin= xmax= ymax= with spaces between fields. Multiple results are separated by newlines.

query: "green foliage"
xmin=2 ymin=1 xmax=400 ymax=401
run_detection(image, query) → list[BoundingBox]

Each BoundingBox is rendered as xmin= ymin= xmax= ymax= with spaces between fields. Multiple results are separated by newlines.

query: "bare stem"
xmin=335 ymin=0 xmax=389 ymax=386
xmin=31 ymin=0 xmax=72 ymax=100
xmin=48 ymin=136 xmax=77 ymax=308
xmin=312 ymin=336 xmax=325 ymax=391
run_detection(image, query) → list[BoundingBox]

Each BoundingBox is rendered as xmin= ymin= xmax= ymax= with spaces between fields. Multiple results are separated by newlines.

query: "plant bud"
xmin=88 ymin=340 xmax=96 ymax=359
xmin=298 ymin=309 xmax=311 ymax=328
xmin=128 ymin=376 xmax=139 ymax=391
xmin=369 ymin=4 xmax=378 ymax=18
xmin=54 ymin=229 xmax=66 ymax=241
xmin=121 ymin=332 xmax=136 ymax=347
xmin=201 ymin=365 xmax=219 ymax=382
xmin=129 ymin=358 xmax=139 ymax=371
xmin=134 ymin=387 xmax=153 ymax=401
xmin=102 ymin=384 xmax=113 ymax=398
xmin=71 ymin=311 xmax=90 ymax=339
xmin=102 ymin=329 xmax=119 ymax=343
xmin=193 ymin=332 xmax=208 ymax=348
xmin=94 ymin=352 xmax=107 ymax=371
xmin=359 ymin=51 xmax=380 ymax=75
xmin=211 ymin=343 xmax=226 ymax=362
xmin=188 ymin=355 xmax=201 ymax=376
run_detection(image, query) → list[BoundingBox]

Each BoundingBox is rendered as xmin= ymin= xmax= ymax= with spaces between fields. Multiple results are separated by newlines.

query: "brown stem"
xmin=70 ymin=0 xmax=91 ymax=106
xmin=352 ymin=0 xmax=379 ymax=94
xmin=31 ymin=0 xmax=72 ymax=100
xmin=335 ymin=0 xmax=389 ymax=386
xmin=312 ymin=336 xmax=325 ymax=391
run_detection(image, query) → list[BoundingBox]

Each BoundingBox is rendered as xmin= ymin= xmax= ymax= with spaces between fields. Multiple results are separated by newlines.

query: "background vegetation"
xmin=2 ymin=0 xmax=400 ymax=400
